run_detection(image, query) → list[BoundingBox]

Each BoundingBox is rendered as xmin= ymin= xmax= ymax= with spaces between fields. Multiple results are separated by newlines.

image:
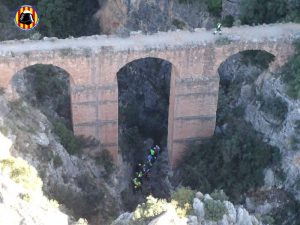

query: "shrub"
xmin=210 ymin=190 xmax=229 ymax=202
xmin=21 ymin=193 xmax=32 ymax=202
xmin=96 ymin=149 xmax=115 ymax=178
xmin=172 ymin=19 xmax=186 ymax=29
xmin=53 ymin=122 xmax=84 ymax=155
xmin=204 ymin=199 xmax=227 ymax=221
xmin=0 ymin=125 xmax=9 ymax=136
xmin=295 ymin=179 xmax=300 ymax=191
xmin=132 ymin=195 xmax=168 ymax=222
xmin=1 ymin=0 xmax=38 ymax=10
xmin=222 ymin=15 xmax=234 ymax=27
xmin=171 ymin=187 xmax=195 ymax=217
xmin=36 ymin=0 xmax=99 ymax=38
xmin=289 ymin=135 xmax=300 ymax=151
xmin=281 ymin=40 xmax=300 ymax=99
xmin=53 ymin=155 xmax=63 ymax=168
xmin=295 ymin=120 xmax=300 ymax=132
xmin=0 ymin=157 xmax=42 ymax=191
xmin=50 ymin=183 xmax=105 ymax=219
xmin=9 ymin=99 xmax=26 ymax=116
xmin=207 ymin=0 xmax=222 ymax=16
xmin=260 ymin=96 xmax=288 ymax=122
xmin=177 ymin=0 xmax=222 ymax=16
xmin=240 ymin=0 xmax=287 ymax=25
xmin=261 ymin=215 xmax=275 ymax=225
xmin=182 ymin=119 xmax=281 ymax=201
xmin=0 ymin=87 xmax=4 ymax=95
xmin=74 ymin=218 xmax=89 ymax=225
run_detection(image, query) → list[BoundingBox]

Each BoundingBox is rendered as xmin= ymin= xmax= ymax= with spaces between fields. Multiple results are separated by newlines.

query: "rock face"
xmin=243 ymin=72 xmax=300 ymax=201
xmin=0 ymin=94 xmax=119 ymax=224
xmin=96 ymin=0 xmax=213 ymax=35
xmin=148 ymin=205 xmax=186 ymax=225
xmin=0 ymin=174 xmax=70 ymax=225
xmin=112 ymin=193 xmax=261 ymax=225
xmin=217 ymin=51 xmax=300 ymax=224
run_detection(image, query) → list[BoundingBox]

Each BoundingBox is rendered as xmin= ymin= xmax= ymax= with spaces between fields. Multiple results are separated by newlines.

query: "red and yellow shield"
xmin=15 ymin=5 xmax=39 ymax=30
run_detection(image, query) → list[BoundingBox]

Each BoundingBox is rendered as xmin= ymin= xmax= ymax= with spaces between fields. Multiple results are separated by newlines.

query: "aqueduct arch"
xmin=116 ymin=57 xmax=177 ymax=164
xmin=0 ymin=23 xmax=299 ymax=168
xmin=8 ymin=63 xmax=75 ymax=99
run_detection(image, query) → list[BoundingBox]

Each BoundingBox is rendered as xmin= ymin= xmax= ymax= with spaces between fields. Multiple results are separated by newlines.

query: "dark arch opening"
xmin=117 ymin=57 xmax=171 ymax=161
xmin=117 ymin=57 xmax=172 ymax=209
xmin=11 ymin=64 xmax=72 ymax=129
xmin=218 ymin=50 xmax=275 ymax=93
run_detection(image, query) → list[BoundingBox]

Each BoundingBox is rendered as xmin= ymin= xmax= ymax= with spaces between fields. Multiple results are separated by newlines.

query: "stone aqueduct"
xmin=0 ymin=23 xmax=299 ymax=167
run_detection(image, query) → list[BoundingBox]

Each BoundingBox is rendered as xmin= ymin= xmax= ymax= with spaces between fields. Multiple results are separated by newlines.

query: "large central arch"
xmin=115 ymin=57 xmax=177 ymax=167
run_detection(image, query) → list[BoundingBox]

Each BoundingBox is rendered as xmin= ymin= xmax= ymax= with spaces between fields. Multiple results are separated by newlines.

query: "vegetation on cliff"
xmin=182 ymin=50 xmax=282 ymax=202
xmin=281 ymin=39 xmax=300 ymax=99
xmin=240 ymin=0 xmax=300 ymax=24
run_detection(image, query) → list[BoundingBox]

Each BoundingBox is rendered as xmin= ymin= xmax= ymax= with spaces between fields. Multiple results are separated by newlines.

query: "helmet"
xmin=19 ymin=10 xmax=34 ymax=25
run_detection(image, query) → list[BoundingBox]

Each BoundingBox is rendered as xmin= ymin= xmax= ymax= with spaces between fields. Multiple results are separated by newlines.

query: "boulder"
xmin=193 ymin=198 xmax=205 ymax=222
xmin=148 ymin=205 xmax=187 ymax=225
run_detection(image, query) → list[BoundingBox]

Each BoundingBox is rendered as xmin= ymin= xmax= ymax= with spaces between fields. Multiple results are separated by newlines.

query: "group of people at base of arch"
xmin=132 ymin=145 xmax=161 ymax=192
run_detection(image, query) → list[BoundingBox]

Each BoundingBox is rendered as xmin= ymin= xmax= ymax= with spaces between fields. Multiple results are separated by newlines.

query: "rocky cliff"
xmin=96 ymin=0 xmax=215 ymax=35
xmin=112 ymin=191 xmax=262 ymax=225
xmin=0 ymin=91 xmax=120 ymax=224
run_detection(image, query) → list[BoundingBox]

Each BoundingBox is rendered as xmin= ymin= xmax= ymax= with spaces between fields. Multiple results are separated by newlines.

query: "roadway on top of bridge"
xmin=0 ymin=23 xmax=299 ymax=55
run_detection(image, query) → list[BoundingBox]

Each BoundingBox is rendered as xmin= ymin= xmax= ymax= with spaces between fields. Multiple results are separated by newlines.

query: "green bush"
xmin=53 ymin=122 xmax=83 ymax=155
xmin=172 ymin=19 xmax=186 ymax=29
xmin=96 ymin=149 xmax=115 ymax=178
xmin=281 ymin=40 xmax=300 ymax=99
xmin=260 ymin=96 xmax=288 ymax=122
xmin=36 ymin=0 xmax=99 ymax=38
xmin=9 ymin=99 xmax=26 ymax=117
xmin=261 ymin=215 xmax=275 ymax=225
xmin=289 ymin=135 xmax=300 ymax=151
xmin=0 ymin=157 xmax=42 ymax=191
xmin=1 ymin=0 xmax=38 ymax=10
xmin=207 ymin=0 xmax=222 ymax=16
xmin=171 ymin=187 xmax=195 ymax=217
xmin=295 ymin=179 xmax=300 ymax=191
xmin=53 ymin=154 xmax=63 ymax=168
xmin=222 ymin=15 xmax=234 ymax=27
xmin=294 ymin=120 xmax=300 ymax=132
xmin=182 ymin=119 xmax=281 ymax=201
xmin=0 ymin=87 xmax=4 ymax=95
xmin=132 ymin=195 xmax=168 ymax=222
xmin=210 ymin=190 xmax=229 ymax=202
xmin=204 ymin=199 xmax=227 ymax=221
xmin=240 ymin=0 xmax=287 ymax=25
xmin=177 ymin=0 xmax=221 ymax=16
xmin=240 ymin=0 xmax=300 ymax=24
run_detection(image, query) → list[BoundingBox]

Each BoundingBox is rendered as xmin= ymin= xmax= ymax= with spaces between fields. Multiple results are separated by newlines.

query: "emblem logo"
xmin=15 ymin=5 xmax=39 ymax=30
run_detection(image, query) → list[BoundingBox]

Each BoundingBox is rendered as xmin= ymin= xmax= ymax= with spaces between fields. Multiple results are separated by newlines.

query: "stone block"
xmin=173 ymin=118 xmax=215 ymax=140
xmin=72 ymin=104 xmax=97 ymax=124
xmin=98 ymin=103 xmax=118 ymax=121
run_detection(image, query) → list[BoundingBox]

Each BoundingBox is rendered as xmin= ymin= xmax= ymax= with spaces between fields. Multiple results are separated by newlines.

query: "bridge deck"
xmin=0 ymin=23 xmax=299 ymax=55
